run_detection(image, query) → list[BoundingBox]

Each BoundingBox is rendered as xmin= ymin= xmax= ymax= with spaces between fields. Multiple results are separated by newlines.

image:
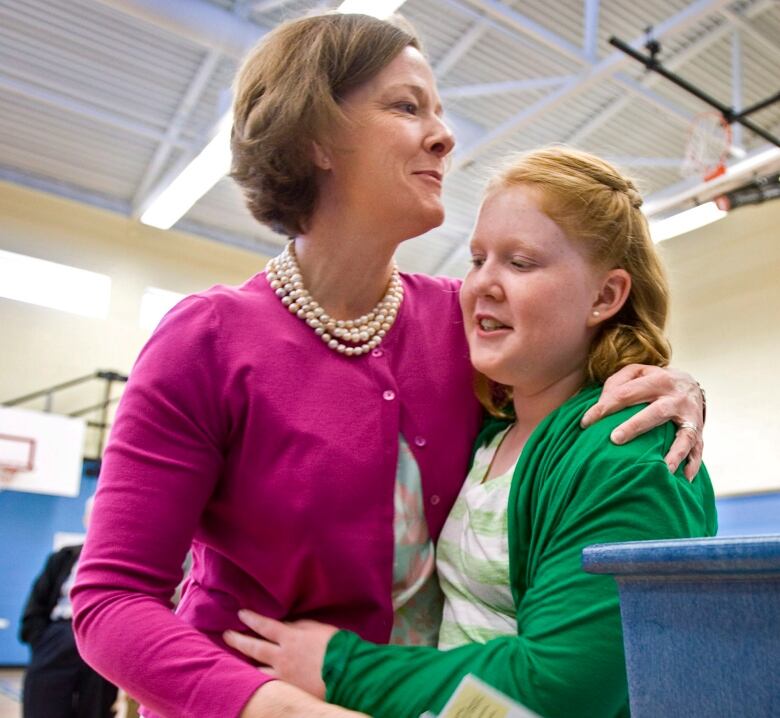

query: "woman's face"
xmin=316 ymin=46 xmax=454 ymax=239
xmin=460 ymin=185 xmax=605 ymax=394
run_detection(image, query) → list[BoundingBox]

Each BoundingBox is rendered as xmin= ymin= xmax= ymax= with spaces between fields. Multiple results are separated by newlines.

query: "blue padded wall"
xmin=1 ymin=482 xmax=778 ymax=665
xmin=0 ymin=471 xmax=97 ymax=665
xmin=716 ymin=491 xmax=780 ymax=537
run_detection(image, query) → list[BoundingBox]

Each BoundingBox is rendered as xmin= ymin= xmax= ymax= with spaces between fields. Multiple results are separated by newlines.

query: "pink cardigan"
xmin=72 ymin=271 xmax=482 ymax=718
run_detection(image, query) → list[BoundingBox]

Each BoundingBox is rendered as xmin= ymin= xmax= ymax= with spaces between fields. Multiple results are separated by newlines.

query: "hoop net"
xmin=681 ymin=111 xmax=732 ymax=181
xmin=0 ymin=464 xmax=22 ymax=488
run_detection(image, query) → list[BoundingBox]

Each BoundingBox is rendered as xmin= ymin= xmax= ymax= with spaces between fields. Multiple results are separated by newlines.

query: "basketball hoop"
xmin=0 ymin=433 xmax=36 ymax=490
xmin=682 ymin=111 xmax=732 ymax=181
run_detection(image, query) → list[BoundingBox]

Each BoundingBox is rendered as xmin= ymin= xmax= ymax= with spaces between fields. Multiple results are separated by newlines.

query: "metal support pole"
xmin=608 ymin=36 xmax=780 ymax=148
xmin=736 ymin=90 xmax=780 ymax=119
xmin=2 ymin=372 xmax=100 ymax=406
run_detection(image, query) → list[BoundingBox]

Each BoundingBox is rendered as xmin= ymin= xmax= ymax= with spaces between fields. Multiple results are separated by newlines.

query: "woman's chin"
xmin=402 ymin=205 xmax=445 ymax=239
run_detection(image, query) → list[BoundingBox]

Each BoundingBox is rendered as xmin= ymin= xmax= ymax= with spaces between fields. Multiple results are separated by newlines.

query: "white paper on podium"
xmin=421 ymin=674 xmax=542 ymax=718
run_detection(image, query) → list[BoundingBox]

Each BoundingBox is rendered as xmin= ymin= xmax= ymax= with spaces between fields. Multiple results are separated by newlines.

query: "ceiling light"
xmin=649 ymin=202 xmax=727 ymax=243
xmin=337 ymin=0 xmax=406 ymax=19
xmin=141 ymin=112 xmax=233 ymax=230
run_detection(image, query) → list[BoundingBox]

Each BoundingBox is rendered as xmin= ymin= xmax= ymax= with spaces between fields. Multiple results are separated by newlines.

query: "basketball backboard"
xmin=0 ymin=407 xmax=86 ymax=496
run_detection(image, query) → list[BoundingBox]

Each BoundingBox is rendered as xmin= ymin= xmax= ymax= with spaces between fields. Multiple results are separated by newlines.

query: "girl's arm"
xmin=229 ymin=455 xmax=715 ymax=718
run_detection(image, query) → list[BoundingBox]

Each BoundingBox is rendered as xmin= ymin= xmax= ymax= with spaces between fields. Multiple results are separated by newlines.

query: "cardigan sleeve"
xmin=71 ymin=296 xmax=271 ymax=718
xmin=323 ymin=456 xmax=715 ymax=718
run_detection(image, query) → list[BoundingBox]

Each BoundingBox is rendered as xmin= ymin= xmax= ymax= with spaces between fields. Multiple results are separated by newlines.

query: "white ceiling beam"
xmin=0 ymin=166 xmax=130 ymax=215
xmin=731 ymin=29 xmax=744 ymax=150
xmin=132 ymin=49 xmax=223 ymax=216
xmin=604 ymin=157 xmax=684 ymax=168
xmin=583 ymin=0 xmax=600 ymax=61
xmin=0 ymin=63 xmax=180 ymax=140
xmin=452 ymin=0 xmax=734 ymax=172
xmin=612 ymin=73 xmax=697 ymax=127
xmin=433 ymin=18 xmax=490 ymax=78
xmin=252 ymin=0 xmax=299 ymax=12
xmin=438 ymin=0 xmax=575 ymax=58
xmin=440 ymin=75 xmax=573 ymax=99
xmin=462 ymin=0 xmax=588 ymax=64
xmin=91 ymin=0 xmax=266 ymax=58
xmin=0 ymin=74 xmax=181 ymax=146
xmin=720 ymin=6 xmax=780 ymax=61
xmin=451 ymin=75 xmax=582 ymax=170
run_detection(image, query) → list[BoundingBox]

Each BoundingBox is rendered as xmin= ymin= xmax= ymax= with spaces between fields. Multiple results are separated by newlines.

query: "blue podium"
xmin=583 ymin=536 xmax=780 ymax=717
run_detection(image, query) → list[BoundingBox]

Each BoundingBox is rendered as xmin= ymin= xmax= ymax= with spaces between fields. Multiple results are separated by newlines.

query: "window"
xmin=0 ymin=249 xmax=111 ymax=318
xmin=138 ymin=286 xmax=186 ymax=332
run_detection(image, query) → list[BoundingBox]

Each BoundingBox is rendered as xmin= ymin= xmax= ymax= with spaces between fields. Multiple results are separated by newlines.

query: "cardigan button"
xmin=430 ymin=494 xmax=440 ymax=505
xmin=414 ymin=436 xmax=427 ymax=448
xmin=371 ymin=348 xmax=384 ymax=358
xmin=382 ymin=390 xmax=396 ymax=401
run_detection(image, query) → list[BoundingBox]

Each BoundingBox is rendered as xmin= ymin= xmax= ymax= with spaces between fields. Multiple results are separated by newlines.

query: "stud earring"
xmin=592 ymin=310 xmax=600 ymax=317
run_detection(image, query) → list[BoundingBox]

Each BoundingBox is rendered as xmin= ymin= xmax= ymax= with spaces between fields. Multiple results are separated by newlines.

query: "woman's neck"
xmin=293 ymin=217 xmax=401 ymax=320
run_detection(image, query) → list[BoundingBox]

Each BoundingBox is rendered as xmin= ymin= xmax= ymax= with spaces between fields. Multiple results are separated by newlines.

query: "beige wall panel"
xmin=2 ymin=181 xmax=779 ymax=494
xmin=0 ymin=182 xmax=269 ymax=456
xmin=662 ymin=199 xmax=780 ymax=496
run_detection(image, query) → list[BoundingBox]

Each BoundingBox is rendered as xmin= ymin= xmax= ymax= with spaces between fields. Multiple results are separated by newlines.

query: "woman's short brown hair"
xmin=231 ymin=12 xmax=420 ymax=237
xmin=476 ymin=146 xmax=672 ymax=417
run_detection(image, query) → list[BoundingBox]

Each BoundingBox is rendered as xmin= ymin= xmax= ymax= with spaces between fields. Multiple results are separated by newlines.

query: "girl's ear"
xmin=311 ymin=141 xmax=331 ymax=171
xmin=587 ymin=269 xmax=631 ymax=327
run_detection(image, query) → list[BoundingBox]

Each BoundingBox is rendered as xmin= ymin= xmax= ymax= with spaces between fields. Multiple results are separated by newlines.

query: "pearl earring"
xmin=592 ymin=310 xmax=600 ymax=317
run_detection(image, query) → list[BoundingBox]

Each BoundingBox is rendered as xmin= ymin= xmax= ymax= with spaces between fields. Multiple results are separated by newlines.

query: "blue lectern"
xmin=583 ymin=536 xmax=780 ymax=717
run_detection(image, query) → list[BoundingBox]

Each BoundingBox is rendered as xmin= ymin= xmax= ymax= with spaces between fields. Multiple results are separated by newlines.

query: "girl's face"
xmin=314 ymin=46 xmax=455 ymax=240
xmin=460 ymin=184 xmax=609 ymax=395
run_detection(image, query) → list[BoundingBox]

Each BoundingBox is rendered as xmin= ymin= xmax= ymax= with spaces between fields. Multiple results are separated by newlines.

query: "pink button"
xmin=430 ymin=494 xmax=440 ymax=505
xmin=414 ymin=436 xmax=427 ymax=447
xmin=383 ymin=390 xmax=396 ymax=401
xmin=371 ymin=348 xmax=384 ymax=358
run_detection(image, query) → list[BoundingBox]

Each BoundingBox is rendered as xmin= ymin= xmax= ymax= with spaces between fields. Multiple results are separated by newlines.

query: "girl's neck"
xmin=511 ymin=368 xmax=587 ymax=444
xmin=486 ymin=370 xmax=586 ymax=481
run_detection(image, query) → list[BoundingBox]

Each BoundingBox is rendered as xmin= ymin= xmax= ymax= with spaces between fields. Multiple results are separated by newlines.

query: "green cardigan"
xmin=322 ymin=384 xmax=717 ymax=718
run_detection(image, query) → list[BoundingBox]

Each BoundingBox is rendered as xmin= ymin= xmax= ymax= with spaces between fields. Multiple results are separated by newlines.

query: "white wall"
xmin=1 ymin=181 xmax=779 ymax=495
xmin=0 ymin=181 xmax=270 ymax=456
xmin=660 ymin=198 xmax=780 ymax=496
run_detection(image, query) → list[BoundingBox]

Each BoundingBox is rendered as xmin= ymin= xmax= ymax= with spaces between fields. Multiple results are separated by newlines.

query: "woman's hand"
xmin=225 ymin=610 xmax=337 ymax=699
xmin=240 ymin=680 xmax=369 ymax=717
xmin=580 ymin=364 xmax=705 ymax=480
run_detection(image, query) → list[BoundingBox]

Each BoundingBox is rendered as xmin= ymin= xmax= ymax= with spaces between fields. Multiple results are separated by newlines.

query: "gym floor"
xmin=0 ymin=668 xmax=21 ymax=718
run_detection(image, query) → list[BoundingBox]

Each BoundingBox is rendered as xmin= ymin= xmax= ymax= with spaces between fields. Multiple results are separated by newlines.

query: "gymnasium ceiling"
xmin=1 ymin=0 xmax=779 ymax=276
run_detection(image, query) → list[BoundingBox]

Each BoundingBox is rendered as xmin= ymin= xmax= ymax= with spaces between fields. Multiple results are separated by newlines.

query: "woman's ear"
xmin=311 ymin=141 xmax=331 ymax=171
xmin=587 ymin=269 xmax=631 ymax=327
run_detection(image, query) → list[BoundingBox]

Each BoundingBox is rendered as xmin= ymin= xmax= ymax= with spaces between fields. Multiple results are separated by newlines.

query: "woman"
xmin=72 ymin=13 xmax=704 ymax=718
xmin=224 ymin=148 xmax=717 ymax=718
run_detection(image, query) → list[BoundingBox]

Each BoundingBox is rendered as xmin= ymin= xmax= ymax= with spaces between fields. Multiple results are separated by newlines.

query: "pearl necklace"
xmin=265 ymin=241 xmax=404 ymax=356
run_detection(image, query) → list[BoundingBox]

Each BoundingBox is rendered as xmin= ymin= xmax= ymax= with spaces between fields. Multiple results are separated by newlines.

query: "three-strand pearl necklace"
xmin=265 ymin=241 xmax=404 ymax=356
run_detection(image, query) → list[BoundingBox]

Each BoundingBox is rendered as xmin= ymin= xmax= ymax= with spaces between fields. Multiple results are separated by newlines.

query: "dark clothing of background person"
xmin=20 ymin=544 xmax=117 ymax=718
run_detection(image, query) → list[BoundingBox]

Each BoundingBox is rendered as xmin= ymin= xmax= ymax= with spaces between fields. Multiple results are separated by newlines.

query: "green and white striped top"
xmin=436 ymin=426 xmax=517 ymax=649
